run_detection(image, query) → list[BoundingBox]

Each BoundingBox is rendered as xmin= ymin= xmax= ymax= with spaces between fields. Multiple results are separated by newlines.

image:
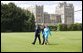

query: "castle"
xmin=27 ymin=2 xmax=74 ymax=25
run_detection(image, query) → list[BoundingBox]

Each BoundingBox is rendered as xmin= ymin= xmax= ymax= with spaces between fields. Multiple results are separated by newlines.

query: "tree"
xmin=1 ymin=3 xmax=35 ymax=32
xmin=57 ymin=23 xmax=67 ymax=31
xmin=23 ymin=10 xmax=35 ymax=32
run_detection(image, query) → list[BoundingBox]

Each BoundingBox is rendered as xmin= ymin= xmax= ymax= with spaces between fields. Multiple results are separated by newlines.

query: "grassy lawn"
xmin=1 ymin=31 xmax=82 ymax=52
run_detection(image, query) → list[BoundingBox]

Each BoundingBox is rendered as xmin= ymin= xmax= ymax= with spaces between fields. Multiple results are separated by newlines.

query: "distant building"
xmin=27 ymin=2 xmax=74 ymax=25
xmin=50 ymin=14 xmax=61 ymax=25
xmin=44 ymin=12 xmax=51 ymax=25
xmin=56 ymin=2 xmax=74 ymax=25
xmin=27 ymin=5 xmax=44 ymax=24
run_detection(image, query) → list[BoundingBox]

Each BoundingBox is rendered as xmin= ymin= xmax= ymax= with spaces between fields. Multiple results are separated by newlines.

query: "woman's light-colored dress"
xmin=42 ymin=27 xmax=51 ymax=40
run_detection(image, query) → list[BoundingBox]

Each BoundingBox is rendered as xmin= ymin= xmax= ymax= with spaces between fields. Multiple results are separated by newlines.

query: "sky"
xmin=1 ymin=1 xmax=82 ymax=23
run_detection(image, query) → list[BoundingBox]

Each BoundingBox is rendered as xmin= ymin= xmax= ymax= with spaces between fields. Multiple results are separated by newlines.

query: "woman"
xmin=42 ymin=24 xmax=51 ymax=45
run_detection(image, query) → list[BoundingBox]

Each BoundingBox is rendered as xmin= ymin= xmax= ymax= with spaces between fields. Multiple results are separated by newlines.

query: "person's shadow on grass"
xmin=48 ymin=43 xmax=59 ymax=45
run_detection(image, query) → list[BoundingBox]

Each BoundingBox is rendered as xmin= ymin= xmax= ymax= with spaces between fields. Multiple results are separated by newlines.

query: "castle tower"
xmin=35 ymin=5 xmax=44 ymax=24
xmin=56 ymin=2 xmax=74 ymax=25
xmin=27 ymin=5 xmax=44 ymax=24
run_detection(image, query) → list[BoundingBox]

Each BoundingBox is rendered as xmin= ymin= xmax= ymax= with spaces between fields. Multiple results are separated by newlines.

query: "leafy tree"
xmin=57 ymin=23 xmax=67 ymax=31
xmin=1 ymin=3 xmax=35 ymax=32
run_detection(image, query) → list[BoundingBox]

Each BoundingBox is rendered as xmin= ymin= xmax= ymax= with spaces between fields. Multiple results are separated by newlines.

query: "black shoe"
xmin=42 ymin=43 xmax=44 ymax=45
xmin=32 ymin=43 xmax=35 ymax=45
xmin=45 ymin=43 xmax=47 ymax=45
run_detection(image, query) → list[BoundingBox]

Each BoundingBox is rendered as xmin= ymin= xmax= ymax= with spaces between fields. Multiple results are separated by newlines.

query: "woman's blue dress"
xmin=42 ymin=27 xmax=51 ymax=40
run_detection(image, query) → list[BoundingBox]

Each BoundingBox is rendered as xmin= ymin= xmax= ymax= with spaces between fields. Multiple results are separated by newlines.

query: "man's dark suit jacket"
xmin=35 ymin=26 xmax=41 ymax=35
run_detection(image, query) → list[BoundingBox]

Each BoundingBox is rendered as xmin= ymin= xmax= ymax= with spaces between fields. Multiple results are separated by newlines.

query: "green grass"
xmin=1 ymin=31 xmax=82 ymax=52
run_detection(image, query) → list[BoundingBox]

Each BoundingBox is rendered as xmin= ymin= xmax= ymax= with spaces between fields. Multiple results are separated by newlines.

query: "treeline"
xmin=1 ymin=3 xmax=35 ymax=32
xmin=49 ymin=23 xmax=82 ymax=31
xmin=39 ymin=23 xmax=82 ymax=31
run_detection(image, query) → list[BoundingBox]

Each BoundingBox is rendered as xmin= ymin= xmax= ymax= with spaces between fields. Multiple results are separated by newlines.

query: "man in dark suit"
xmin=32 ymin=23 xmax=41 ymax=45
xmin=41 ymin=23 xmax=45 ymax=45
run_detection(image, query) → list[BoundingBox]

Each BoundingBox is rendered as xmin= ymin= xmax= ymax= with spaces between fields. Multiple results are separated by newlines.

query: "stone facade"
xmin=35 ymin=5 xmax=44 ymax=24
xmin=27 ymin=5 xmax=44 ymax=24
xmin=44 ymin=12 xmax=51 ymax=24
xmin=56 ymin=2 xmax=74 ymax=25
xmin=27 ymin=2 xmax=74 ymax=25
xmin=50 ymin=14 xmax=61 ymax=25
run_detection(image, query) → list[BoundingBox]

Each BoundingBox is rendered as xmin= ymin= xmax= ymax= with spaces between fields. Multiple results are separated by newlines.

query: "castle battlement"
xmin=27 ymin=2 xmax=74 ymax=25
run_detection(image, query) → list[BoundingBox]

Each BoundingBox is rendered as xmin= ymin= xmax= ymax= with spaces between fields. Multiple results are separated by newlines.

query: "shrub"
xmin=57 ymin=23 xmax=67 ymax=31
xmin=48 ymin=25 xmax=57 ymax=31
xmin=68 ymin=23 xmax=82 ymax=31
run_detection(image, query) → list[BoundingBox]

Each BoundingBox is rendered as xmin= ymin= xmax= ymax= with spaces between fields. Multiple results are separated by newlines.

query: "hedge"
xmin=57 ymin=23 xmax=67 ymax=31
xmin=68 ymin=23 xmax=82 ymax=31
xmin=38 ymin=23 xmax=82 ymax=31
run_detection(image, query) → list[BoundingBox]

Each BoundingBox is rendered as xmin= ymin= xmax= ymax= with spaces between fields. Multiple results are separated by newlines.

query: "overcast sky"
xmin=1 ymin=1 xmax=82 ymax=23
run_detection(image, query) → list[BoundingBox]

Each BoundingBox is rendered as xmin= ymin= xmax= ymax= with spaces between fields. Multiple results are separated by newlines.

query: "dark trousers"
xmin=42 ymin=35 xmax=45 ymax=44
xmin=33 ymin=34 xmax=41 ymax=44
